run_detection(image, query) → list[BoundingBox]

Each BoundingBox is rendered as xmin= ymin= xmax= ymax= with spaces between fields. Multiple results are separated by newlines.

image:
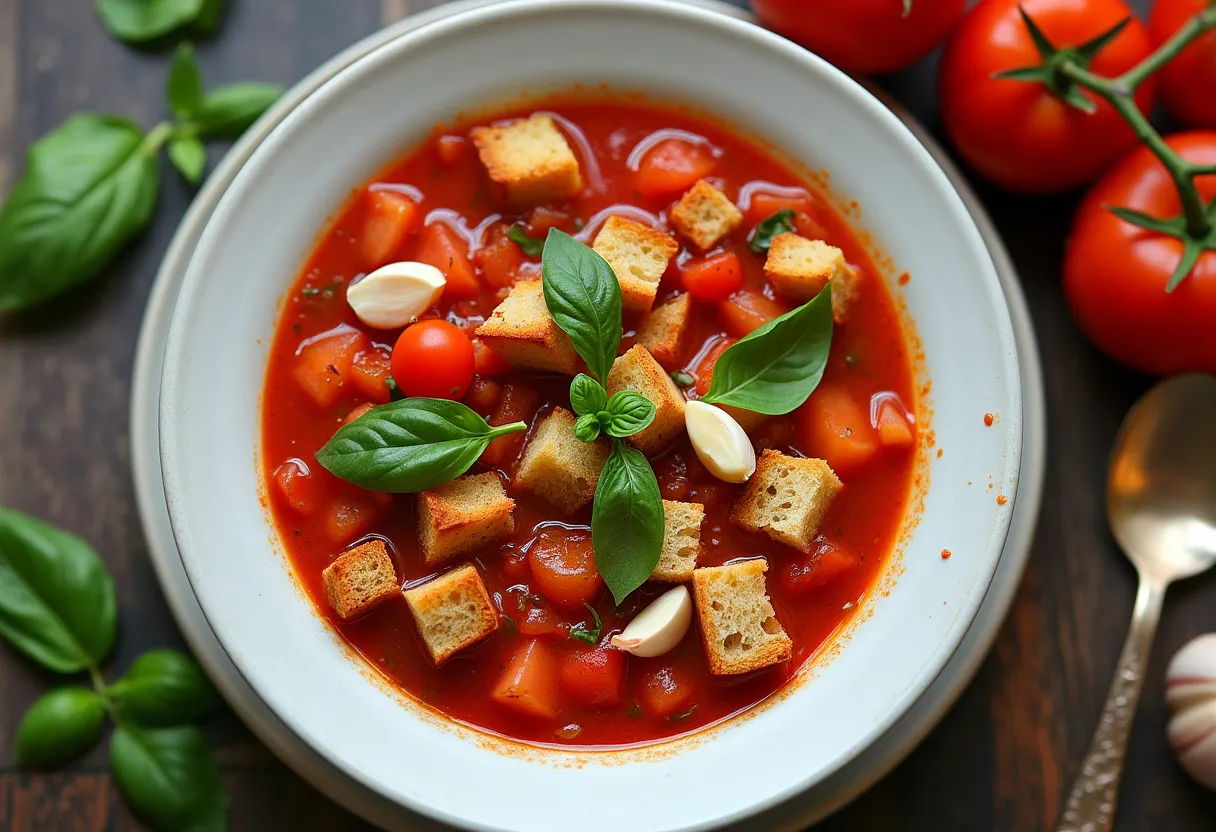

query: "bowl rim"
xmin=159 ymin=1 xmax=1023 ymax=829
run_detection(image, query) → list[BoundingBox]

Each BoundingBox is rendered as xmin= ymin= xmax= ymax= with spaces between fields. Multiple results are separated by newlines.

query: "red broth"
xmin=261 ymin=98 xmax=917 ymax=747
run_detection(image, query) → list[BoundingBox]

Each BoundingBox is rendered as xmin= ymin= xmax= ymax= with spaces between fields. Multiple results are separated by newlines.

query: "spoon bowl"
xmin=1108 ymin=374 xmax=1216 ymax=584
xmin=1057 ymin=373 xmax=1216 ymax=832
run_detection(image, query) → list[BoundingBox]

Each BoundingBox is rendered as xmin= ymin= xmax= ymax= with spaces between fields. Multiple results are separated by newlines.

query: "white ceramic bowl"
xmin=160 ymin=1 xmax=1022 ymax=829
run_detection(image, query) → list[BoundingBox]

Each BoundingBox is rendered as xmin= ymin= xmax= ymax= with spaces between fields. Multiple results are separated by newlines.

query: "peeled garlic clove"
xmin=610 ymin=586 xmax=692 ymax=658
xmin=1169 ymin=699 xmax=1216 ymax=791
xmin=1167 ymin=633 xmax=1216 ymax=711
xmin=685 ymin=400 xmax=756 ymax=483
xmin=346 ymin=261 xmax=445 ymax=329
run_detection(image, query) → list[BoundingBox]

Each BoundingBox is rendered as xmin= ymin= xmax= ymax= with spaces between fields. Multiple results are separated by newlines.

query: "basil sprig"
xmin=95 ymin=0 xmax=224 ymax=44
xmin=0 ymin=44 xmax=281 ymax=310
xmin=316 ymin=398 xmax=527 ymax=493
xmin=748 ymin=208 xmax=797 ymax=253
xmin=508 ymin=224 xmax=545 ymax=257
xmin=541 ymin=229 xmax=623 ymax=384
xmin=568 ymin=373 xmax=656 ymax=443
xmin=592 ymin=443 xmax=665 ymax=605
xmin=1 ymin=507 xmax=226 ymax=829
xmin=569 ymin=602 xmax=603 ymax=645
xmin=701 ymin=285 xmax=834 ymax=415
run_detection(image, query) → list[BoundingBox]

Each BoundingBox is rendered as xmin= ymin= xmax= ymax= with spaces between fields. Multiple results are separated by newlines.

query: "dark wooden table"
xmin=2 ymin=0 xmax=1214 ymax=829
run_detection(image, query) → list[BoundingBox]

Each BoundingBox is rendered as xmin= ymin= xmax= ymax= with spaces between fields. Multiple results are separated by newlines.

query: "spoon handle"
xmin=1055 ymin=578 xmax=1166 ymax=832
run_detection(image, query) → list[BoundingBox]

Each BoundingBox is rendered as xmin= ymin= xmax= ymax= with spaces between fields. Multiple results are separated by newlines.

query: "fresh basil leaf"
xmin=94 ymin=0 xmax=208 ymax=44
xmin=166 ymin=44 xmax=203 ymax=119
xmin=193 ymin=0 xmax=225 ymax=33
xmin=0 ymin=508 xmax=117 ymax=673
xmin=569 ymin=603 xmax=602 ymax=645
xmin=591 ymin=442 xmax=664 ymax=605
xmin=0 ymin=115 xmax=161 ymax=310
xmin=191 ymin=83 xmax=282 ymax=140
xmin=573 ymin=413 xmax=602 ymax=443
xmin=603 ymin=391 xmax=656 ymax=439
xmin=507 ymin=224 xmax=544 ymax=257
xmin=569 ymin=373 xmax=608 ymax=416
xmin=541 ymin=229 xmax=622 ymax=383
xmin=14 ymin=687 xmax=107 ymax=768
xmin=316 ymin=398 xmax=526 ymax=493
xmin=671 ymin=370 xmax=694 ymax=388
xmin=385 ymin=375 xmax=405 ymax=402
xmin=168 ymin=136 xmax=206 ymax=185
xmin=701 ymin=285 xmax=833 ymax=415
xmin=109 ymin=650 xmax=220 ymax=727
xmin=748 ymin=209 xmax=796 ymax=254
xmin=110 ymin=725 xmax=227 ymax=832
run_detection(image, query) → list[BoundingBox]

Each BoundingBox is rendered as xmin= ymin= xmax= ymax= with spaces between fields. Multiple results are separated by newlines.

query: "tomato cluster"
xmin=753 ymin=0 xmax=1216 ymax=375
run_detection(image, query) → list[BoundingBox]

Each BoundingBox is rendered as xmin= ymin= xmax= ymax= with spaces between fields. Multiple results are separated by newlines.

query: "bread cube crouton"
xmin=669 ymin=180 xmax=743 ymax=251
xmin=403 ymin=564 xmax=500 ymax=664
xmin=635 ymin=292 xmax=691 ymax=369
xmin=730 ymin=449 xmax=842 ymax=552
xmin=606 ymin=345 xmax=686 ymax=456
xmin=651 ymin=500 xmax=704 ymax=582
xmin=418 ymin=472 xmax=516 ymax=566
xmin=692 ymin=559 xmax=792 ymax=675
xmin=475 ymin=281 xmax=581 ymax=375
xmin=515 ymin=407 xmax=611 ymax=513
xmin=469 ymin=114 xmax=583 ymax=207
xmin=764 ymin=233 xmax=856 ymax=324
xmin=322 ymin=539 xmax=399 ymax=620
xmin=592 ymin=216 xmax=679 ymax=313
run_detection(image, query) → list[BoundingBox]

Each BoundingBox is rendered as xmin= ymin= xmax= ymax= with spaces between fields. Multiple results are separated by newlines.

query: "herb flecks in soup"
xmin=261 ymin=99 xmax=917 ymax=747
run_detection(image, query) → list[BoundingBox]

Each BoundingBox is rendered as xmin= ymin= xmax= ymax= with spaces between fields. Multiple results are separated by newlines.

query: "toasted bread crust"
xmin=419 ymin=472 xmax=516 ymax=566
xmin=470 ymin=114 xmax=582 ymax=207
xmin=764 ymin=233 xmax=857 ymax=324
xmin=475 ymin=280 xmax=581 ymax=375
xmin=515 ymin=407 xmax=611 ymax=513
xmin=651 ymin=500 xmax=704 ymax=582
xmin=592 ymin=216 xmax=679 ymax=312
xmin=636 ymin=293 xmax=691 ymax=369
xmin=730 ymin=449 xmax=842 ymax=552
xmin=403 ymin=564 xmax=500 ymax=664
xmin=692 ymin=559 xmax=792 ymax=675
xmin=669 ymin=179 xmax=742 ymax=251
xmin=606 ymin=345 xmax=686 ymax=456
xmin=322 ymin=539 xmax=399 ymax=620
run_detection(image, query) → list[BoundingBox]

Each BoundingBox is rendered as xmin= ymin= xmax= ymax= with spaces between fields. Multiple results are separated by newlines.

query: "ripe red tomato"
xmin=1149 ymin=0 xmax=1216 ymax=128
xmin=390 ymin=319 xmax=475 ymax=399
xmin=751 ymin=0 xmax=966 ymax=75
xmin=939 ymin=0 xmax=1156 ymax=194
xmin=679 ymin=252 xmax=744 ymax=302
xmin=1063 ymin=132 xmax=1216 ymax=375
xmin=526 ymin=526 xmax=604 ymax=611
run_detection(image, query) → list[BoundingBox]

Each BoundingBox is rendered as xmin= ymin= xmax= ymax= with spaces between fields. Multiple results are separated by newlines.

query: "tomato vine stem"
xmin=1057 ymin=6 xmax=1216 ymax=245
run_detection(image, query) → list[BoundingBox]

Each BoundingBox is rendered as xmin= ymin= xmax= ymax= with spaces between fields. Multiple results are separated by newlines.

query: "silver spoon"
xmin=1056 ymin=373 xmax=1216 ymax=832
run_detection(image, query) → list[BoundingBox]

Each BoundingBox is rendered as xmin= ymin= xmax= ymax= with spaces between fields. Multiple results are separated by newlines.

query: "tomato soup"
xmin=261 ymin=97 xmax=917 ymax=748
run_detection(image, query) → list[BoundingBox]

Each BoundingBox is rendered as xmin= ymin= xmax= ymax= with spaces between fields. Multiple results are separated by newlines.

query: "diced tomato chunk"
xmin=348 ymin=348 xmax=392 ymax=404
xmin=873 ymin=394 xmax=914 ymax=449
xmin=634 ymin=139 xmax=717 ymax=201
xmin=273 ymin=459 xmax=323 ymax=514
xmin=692 ymin=336 xmax=736 ymax=396
xmin=463 ymin=377 xmax=503 ymax=414
xmin=360 ymin=190 xmax=418 ymax=268
xmin=518 ymin=606 xmax=565 ymax=638
xmin=343 ymin=402 xmax=375 ymax=425
xmin=781 ymin=535 xmax=861 ymax=594
xmin=717 ymin=290 xmax=789 ymax=337
xmin=526 ymin=206 xmax=572 ymax=236
xmin=414 ymin=223 xmax=480 ymax=299
xmin=474 ymin=224 xmax=525 ymax=289
xmin=792 ymin=211 xmax=829 ymax=240
xmin=797 ymin=383 xmax=879 ymax=474
xmin=503 ymin=549 xmax=529 ymax=581
xmin=559 ymin=646 xmax=626 ymax=708
xmin=680 ymin=252 xmax=743 ymax=303
xmin=292 ymin=326 xmax=368 ymax=408
xmin=743 ymin=191 xmax=815 ymax=227
xmin=527 ymin=526 xmax=603 ymax=611
xmin=480 ymin=384 xmax=539 ymax=467
xmin=435 ymin=134 xmax=467 ymax=166
xmin=324 ymin=499 xmax=378 ymax=545
xmin=472 ymin=338 xmax=511 ymax=376
xmin=639 ymin=666 xmax=695 ymax=718
xmin=491 ymin=640 xmax=562 ymax=720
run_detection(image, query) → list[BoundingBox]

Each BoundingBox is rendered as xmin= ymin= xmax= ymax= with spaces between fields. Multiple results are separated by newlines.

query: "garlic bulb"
xmin=1166 ymin=633 xmax=1216 ymax=791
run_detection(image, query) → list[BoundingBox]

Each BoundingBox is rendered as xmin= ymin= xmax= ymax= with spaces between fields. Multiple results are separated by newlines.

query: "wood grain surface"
xmin=1 ymin=0 xmax=1214 ymax=830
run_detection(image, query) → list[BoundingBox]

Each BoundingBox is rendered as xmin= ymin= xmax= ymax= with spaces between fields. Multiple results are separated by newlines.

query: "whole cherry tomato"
xmin=751 ymin=0 xmax=966 ymax=75
xmin=391 ymin=319 xmax=475 ymax=399
xmin=1149 ymin=0 xmax=1216 ymax=128
xmin=939 ymin=0 xmax=1156 ymax=194
xmin=1063 ymin=132 xmax=1216 ymax=375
